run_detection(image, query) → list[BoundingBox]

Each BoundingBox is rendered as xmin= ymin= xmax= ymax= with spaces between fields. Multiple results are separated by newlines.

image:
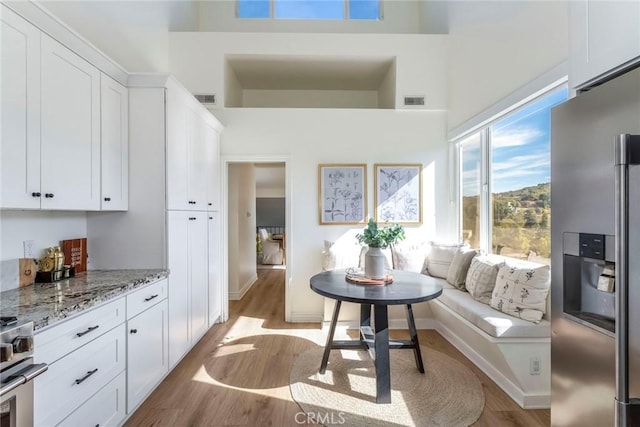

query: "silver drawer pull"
xmin=144 ymin=294 xmax=159 ymax=302
xmin=76 ymin=325 xmax=99 ymax=337
xmin=74 ymin=368 xmax=98 ymax=385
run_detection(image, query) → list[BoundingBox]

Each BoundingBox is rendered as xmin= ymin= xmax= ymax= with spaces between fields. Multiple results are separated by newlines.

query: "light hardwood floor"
xmin=125 ymin=270 xmax=550 ymax=426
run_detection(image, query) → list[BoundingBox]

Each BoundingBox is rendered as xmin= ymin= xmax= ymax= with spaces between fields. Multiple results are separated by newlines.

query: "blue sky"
xmin=463 ymin=87 xmax=568 ymax=196
xmin=238 ymin=0 xmax=380 ymax=20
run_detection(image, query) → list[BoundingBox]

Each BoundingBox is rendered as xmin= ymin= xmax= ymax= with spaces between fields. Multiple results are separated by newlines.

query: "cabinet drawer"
xmin=57 ymin=370 xmax=126 ymax=427
xmin=34 ymin=324 xmax=126 ymax=427
xmin=35 ymin=297 xmax=125 ymax=364
xmin=127 ymin=278 xmax=167 ymax=319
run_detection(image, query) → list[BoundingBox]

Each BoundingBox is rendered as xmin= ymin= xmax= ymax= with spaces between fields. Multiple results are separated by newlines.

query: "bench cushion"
xmin=437 ymin=288 xmax=550 ymax=338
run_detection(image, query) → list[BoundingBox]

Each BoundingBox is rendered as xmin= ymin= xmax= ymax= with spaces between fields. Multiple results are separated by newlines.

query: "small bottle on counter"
xmin=54 ymin=246 xmax=64 ymax=271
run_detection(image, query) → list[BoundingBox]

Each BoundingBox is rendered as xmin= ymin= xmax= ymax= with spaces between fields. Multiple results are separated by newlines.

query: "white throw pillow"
xmin=321 ymin=240 xmax=362 ymax=271
xmin=465 ymin=255 xmax=504 ymax=304
xmin=446 ymin=248 xmax=479 ymax=289
xmin=427 ymin=242 xmax=467 ymax=279
xmin=390 ymin=241 xmax=430 ymax=273
xmin=490 ymin=263 xmax=551 ymax=323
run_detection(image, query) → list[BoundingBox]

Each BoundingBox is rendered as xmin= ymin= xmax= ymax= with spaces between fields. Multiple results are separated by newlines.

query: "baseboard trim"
xmin=229 ymin=275 xmax=258 ymax=301
xmin=290 ymin=313 xmax=324 ymax=323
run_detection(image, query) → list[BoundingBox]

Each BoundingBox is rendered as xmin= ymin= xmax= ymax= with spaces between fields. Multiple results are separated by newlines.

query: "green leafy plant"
xmin=356 ymin=218 xmax=406 ymax=249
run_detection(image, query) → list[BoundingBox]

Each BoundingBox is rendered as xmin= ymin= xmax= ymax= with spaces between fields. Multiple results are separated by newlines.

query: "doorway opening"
xmin=222 ymin=157 xmax=291 ymax=323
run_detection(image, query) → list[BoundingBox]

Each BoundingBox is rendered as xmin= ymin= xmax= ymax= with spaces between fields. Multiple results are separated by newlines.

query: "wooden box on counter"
xmin=62 ymin=238 xmax=87 ymax=273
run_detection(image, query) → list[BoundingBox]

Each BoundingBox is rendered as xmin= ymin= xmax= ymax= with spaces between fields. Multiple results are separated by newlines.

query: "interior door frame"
xmin=221 ymin=154 xmax=292 ymax=322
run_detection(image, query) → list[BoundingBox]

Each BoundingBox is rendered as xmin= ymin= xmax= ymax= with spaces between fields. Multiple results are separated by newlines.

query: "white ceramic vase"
xmin=364 ymin=246 xmax=385 ymax=279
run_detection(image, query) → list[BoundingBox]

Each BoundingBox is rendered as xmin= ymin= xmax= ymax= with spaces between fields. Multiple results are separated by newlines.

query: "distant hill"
xmin=494 ymin=182 xmax=550 ymax=209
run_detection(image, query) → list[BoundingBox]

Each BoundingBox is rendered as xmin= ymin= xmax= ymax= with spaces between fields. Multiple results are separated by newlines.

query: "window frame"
xmin=236 ymin=0 xmax=384 ymax=21
xmin=454 ymin=82 xmax=568 ymax=258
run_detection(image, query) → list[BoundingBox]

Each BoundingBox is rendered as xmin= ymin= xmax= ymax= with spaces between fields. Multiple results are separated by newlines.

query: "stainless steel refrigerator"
xmin=551 ymin=67 xmax=640 ymax=426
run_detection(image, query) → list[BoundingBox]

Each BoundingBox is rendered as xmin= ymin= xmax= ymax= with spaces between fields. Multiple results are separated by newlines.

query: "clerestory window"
xmin=237 ymin=0 xmax=381 ymax=20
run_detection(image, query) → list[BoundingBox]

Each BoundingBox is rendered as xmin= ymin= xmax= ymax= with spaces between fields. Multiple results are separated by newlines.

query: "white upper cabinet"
xmin=1 ymin=6 xmax=41 ymax=209
xmin=570 ymin=0 xmax=640 ymax=89
xmin=166 ymin=88 xmax=190 ymax=211
xmin=166 ymin=86 xmax=211 ymax=211
xmin=40 ymin=34 xmax=101 ymax=210
xmin=188 ymin=112 xmax=208 ymax=212
xmin=100 ymin=74 xmax=129 ymax=211
xmin=205 ymin=125 xmax=220 ymax=211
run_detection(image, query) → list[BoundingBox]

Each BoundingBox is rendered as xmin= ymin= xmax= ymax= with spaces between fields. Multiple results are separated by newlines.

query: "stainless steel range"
xmin=0 ymin=318 xmax=48 ymax=427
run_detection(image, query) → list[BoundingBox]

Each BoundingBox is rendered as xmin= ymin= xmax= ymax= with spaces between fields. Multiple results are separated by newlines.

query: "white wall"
xmin=169 ymin=32 xmax=448 ymax=111
xmin=447 ymin=0 xmax=569 ymax=132
xmin=34 ymin=0 xmax=171 ymax=72
xmin=228 ymin=163 xmax=257 ymax=300
xmin=242 ymin=90 xmax=379 ymax=109
xmin=0 ymin=211 xmax=87 ymax=290
xmin=215 ymin=108 xmax=451 ymax=320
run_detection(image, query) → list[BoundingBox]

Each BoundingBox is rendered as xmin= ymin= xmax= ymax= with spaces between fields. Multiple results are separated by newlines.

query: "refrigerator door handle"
xmin=614 ymin=134 xmax=640 ymax=426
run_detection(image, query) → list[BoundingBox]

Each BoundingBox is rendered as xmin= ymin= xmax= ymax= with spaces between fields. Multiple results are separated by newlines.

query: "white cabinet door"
xmin=41 ymin=34 xmax=100 ymax=210
xmin=0 ymin=6 xmax=41 ymax=209
xmin=188 ymin=112 xmax=208 ymax=211
xmin=166 ymin=88 xmax=190 ymax=211
xmin=205 ymin=125 xmax=220 ymax=211
xmin=100 ymin=74 xmax=128 ymax=211
xmin=58 ymin=371 xmax=126 ymax=427
xmin=570 ymin=0 xmax=640 ymax=88
xmin=208 ymin=211 xmax=222 ymax=325
xmin=190 ymin=211 xmax=209 ymax=342
xmin=167 ymin=211 xmax=191 ymax=367
xmin=127 ymin=299 xmax=168 ymax=412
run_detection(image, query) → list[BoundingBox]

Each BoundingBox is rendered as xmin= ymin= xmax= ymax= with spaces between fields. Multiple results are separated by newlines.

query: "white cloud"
xmin=491 ymin=127 xmax=544 ymax=148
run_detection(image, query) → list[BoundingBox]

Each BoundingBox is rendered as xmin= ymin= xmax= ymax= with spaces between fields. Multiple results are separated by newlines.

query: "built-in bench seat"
xmin=430 ymin=280 xmax=550 ymax=409
xmin=438 ymin=282 xmax=550 ymax=339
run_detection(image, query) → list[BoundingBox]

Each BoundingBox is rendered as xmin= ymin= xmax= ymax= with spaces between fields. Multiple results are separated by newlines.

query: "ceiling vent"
xmin=194 ymin=94 xmax=217 ymax=105
xmin=404 ymin=96 xmax=425 ymax=106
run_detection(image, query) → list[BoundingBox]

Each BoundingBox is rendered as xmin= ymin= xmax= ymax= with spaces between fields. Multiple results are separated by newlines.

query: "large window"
xmin=458 ymin=86 xmax=568 ymax=264
xmin=237 ymin=0 xmax=381 ymax=20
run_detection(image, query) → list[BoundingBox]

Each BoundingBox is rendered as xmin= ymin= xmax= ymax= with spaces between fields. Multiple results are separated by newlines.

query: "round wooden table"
xmin=310 ymin=269 xmax=443 ymax=404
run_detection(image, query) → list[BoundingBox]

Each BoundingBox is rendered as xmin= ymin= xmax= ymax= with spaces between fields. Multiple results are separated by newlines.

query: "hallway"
xmin=126 ymin=270 xmax=549 ymax=426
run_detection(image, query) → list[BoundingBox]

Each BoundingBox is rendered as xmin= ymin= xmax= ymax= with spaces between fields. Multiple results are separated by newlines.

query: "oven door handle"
xmin=0 ymin=363 xmax=48 ymax=397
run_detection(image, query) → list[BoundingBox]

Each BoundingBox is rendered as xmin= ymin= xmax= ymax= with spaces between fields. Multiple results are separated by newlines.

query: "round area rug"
xmin=290 ymin=346 xmax=485 ymax=426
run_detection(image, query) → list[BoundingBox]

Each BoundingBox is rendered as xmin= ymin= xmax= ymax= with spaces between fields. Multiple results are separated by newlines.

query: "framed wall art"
xmin=318 ymin=164 xmax=367 ymax=225
xmin=374 ymin=163 xmax=422 ymax=224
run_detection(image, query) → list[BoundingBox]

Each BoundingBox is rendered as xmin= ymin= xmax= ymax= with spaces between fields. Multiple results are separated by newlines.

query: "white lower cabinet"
xmin=127 ymin=298 xmax=168 ymax=412
xmin=34 ymin=324 xmax=126 ymax=426
xmin=168 ymin=211 xmax=208 ymax=367
xmin=57 ymin=371 xmax=126 ymax=427
xmin=33 ymin=278 xmax=172 ymax=426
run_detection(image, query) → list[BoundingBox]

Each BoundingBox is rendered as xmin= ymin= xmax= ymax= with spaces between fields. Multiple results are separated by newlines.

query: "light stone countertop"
xmin=0 ymin=269 xmax=169 ymax=331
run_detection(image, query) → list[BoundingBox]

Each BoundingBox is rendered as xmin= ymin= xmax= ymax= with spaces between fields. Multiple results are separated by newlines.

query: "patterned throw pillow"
xmin=446 ymin=248 xmax=479 ymax=289
xmin=465 ymin=255 xmax=504 ymax=303
xmin=490 ymin=264 xmax=551 ymax=323
xmin=427 ymin=242 xmax=467 ymax=279
xmin=390 ymin=241 xmax=430 ymax=273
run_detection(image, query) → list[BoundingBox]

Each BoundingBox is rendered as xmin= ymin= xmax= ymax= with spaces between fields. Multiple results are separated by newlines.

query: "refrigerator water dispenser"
xmin=562 ymin=232 xmax=616 ymax=334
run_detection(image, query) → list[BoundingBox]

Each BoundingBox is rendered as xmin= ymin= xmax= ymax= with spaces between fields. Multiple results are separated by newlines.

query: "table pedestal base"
xmin=319 ymin=302 xmax=424 ymax=404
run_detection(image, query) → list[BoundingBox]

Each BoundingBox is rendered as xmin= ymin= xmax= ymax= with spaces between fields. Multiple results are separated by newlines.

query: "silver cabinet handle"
xmin=76 ymin=325 xmax=99 ymax=337
xmin=74 ymin=368 xmax=98 ymax=385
